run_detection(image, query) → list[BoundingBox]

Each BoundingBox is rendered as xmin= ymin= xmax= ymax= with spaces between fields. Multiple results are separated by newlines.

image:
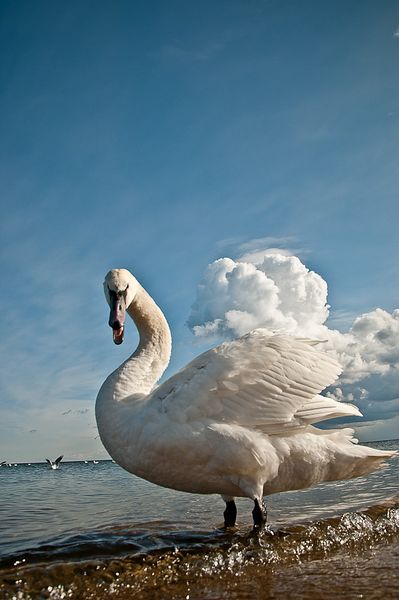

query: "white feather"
xmin=153 ymin=332 xmax=343 ymax=431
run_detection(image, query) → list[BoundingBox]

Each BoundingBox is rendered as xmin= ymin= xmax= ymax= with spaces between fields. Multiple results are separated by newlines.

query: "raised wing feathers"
xmin=295 ymin=395 xmax=362 ymax=424
xmin=150 ymin=331 xmax=344 ymax=432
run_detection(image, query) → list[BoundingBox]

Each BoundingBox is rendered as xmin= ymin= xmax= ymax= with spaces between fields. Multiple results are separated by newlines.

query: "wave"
xmin=1 ymin=498 xmax=398 ymax=599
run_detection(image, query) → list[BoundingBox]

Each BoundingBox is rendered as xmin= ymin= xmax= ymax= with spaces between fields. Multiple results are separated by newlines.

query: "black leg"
xmin=252 ymin=498 xmax=267 ymax=529
xmin=223 ymin=499 xmax=237 ymax=528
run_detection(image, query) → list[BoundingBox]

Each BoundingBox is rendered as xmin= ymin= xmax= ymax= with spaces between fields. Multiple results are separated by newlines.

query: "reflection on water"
xmin=0 ymin=440 xmax=398 ymax=599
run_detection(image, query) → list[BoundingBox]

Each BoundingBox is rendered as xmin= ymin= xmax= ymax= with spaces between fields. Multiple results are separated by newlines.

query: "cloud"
xmin=188 ymin=251 xmax=399 ymax=436
xmin=215 ymin=235 xmax=302 ymax=263
xmin=62 ymin=407 xmax=90 ymax=416
xmin=188 ymin=252 xmax=329 ymax=339
xmin=236 ymin=236 xmax=302 ymax=263
xmin=335 ymin=309 xmax=399 ymax=383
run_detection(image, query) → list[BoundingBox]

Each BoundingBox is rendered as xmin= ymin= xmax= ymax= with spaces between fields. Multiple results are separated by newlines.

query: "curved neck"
xmin=99 ymin=284 xmax=172 ymax=402
xmin=129 ymin=285 xmax=172 ymax=358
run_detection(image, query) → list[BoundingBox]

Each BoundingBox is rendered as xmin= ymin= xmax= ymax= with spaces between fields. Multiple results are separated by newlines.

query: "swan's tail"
xmin=268 ymin=428 xmax=397 ymax=495
xmin=319 ymin=427 xmax=397 ymax=480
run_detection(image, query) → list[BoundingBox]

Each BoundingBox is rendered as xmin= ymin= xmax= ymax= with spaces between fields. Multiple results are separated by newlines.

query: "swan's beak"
xmin=109 ymin=293 xmax=126 ymax=345
xmin=113 ymin=326 xmax=124 ymax=345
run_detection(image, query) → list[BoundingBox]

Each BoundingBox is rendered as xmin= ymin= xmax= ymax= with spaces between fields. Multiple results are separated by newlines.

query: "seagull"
xmin=46 ymin=455 xmax=63 ymax=470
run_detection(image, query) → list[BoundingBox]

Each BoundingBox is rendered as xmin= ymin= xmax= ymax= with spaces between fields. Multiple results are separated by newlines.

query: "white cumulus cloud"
xmin=188 ymin=253 xmax=329 ymax=339
xmin=188 ymin=251 xmax=399 ymax=438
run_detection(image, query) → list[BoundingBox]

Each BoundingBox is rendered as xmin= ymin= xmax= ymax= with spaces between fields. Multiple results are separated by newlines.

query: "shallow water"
xmin=1 ymin=440 xmax=398 ymax=599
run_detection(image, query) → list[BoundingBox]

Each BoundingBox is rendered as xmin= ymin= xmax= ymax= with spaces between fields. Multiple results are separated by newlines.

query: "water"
xmin=0 ymin=440 xmax=398 ymax=599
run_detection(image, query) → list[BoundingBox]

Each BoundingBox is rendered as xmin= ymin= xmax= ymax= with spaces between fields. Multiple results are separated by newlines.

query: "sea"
xmin=0 ymin=439 xmax=398 ymax=600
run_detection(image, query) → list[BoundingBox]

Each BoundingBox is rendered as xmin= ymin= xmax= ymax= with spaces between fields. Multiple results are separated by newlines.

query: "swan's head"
xmin=104 ymin=269 xmax=138 ymax=345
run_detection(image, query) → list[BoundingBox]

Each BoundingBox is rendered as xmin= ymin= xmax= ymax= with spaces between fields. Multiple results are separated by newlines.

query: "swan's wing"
xmin=55 ymin=455 xmax=63 ymax=465
xmin=295 ymin=394 xmax=361 ymax=424
xmin=46 ymin=459 xmax=52 ymax=466
xmin=151 ymin=331 xmax=350 ymax=432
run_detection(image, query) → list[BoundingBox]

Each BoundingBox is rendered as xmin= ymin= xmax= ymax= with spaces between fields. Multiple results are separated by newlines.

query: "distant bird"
xmin=46 ymin=455 xmax=63 ymax=470
xmin=93 ymin=460 xmax=99 ymax=464
xmin=96 ymin=268 xmax=395 ymax=529
xmin=1 ymin=460 xmax=8 ymax=467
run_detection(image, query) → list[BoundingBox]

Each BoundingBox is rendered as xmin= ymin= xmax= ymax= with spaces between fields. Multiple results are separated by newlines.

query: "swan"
xmin=46 ymin=455 xmax=63 ymax=470
xmin=95 ymin=268 xmax=395 ymax=528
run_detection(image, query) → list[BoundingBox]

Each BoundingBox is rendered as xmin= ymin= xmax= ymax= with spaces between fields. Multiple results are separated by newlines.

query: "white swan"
xmin=96 ymin=268 xmax=395 ymax=528
xmin=46 ymin=455 xmax=63 ymax=470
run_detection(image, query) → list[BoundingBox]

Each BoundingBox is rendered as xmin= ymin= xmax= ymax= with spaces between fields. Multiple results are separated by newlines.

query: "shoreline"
xmin=2 ymin=500 xmax=399 ymax=600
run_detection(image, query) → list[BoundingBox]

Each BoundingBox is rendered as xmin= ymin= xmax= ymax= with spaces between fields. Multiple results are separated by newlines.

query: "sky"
xmin=1 ymin=0 xmax=398 ymax=462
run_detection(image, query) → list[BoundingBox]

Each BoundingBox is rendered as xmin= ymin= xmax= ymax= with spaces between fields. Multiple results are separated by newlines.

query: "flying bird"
xmin=46 ymin=455 xmax=63 ymax=470
xmin=96 ymin=268 xmax=395 ymax=529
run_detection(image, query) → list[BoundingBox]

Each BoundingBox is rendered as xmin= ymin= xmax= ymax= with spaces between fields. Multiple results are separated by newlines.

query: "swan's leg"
xmin=252 ymin=498 xmax=267 ymax=529
xmin=233 ymin=479 xmax=266 ymax=529
xmin=222 ymin=495 xmax=237 ymax=527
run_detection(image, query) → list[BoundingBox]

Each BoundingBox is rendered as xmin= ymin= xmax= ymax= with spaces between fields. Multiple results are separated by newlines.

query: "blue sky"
xmin=1 ymin=1 xmax=398 ymax=462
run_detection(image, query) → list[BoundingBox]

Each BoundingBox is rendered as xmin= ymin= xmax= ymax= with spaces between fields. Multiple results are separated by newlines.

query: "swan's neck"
xmin=98 ymin=285 xmax=172 ymax=402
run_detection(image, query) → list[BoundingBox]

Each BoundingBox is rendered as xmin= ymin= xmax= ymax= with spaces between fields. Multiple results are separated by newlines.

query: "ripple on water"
xmin=1 ymin=500 xmax=399 ymax=600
